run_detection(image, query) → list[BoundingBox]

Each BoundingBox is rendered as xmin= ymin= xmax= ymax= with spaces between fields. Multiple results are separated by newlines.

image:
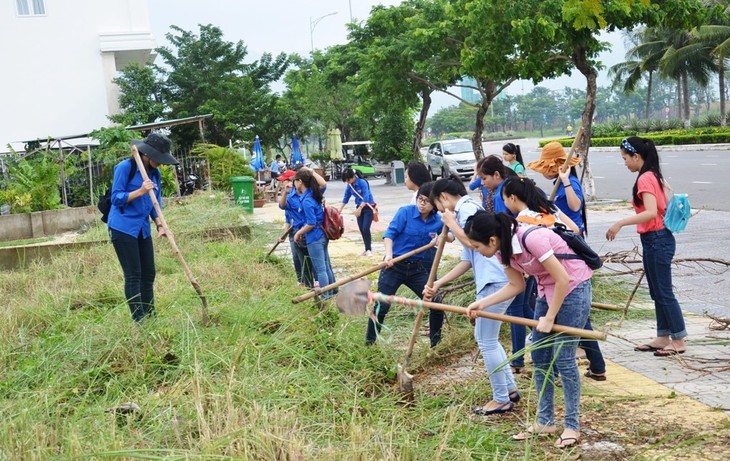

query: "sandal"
xmin=509 ymin=390 xmax=521 ymax=403
xmin=512 ymin=424 xmax=556 ymax=441
xmin=555 ymin=435 xmax=580 ymax=449
xmin=654 ymin=348 xmax=686 ymax=357
xmin=472 ymin=401 xmax=513 ymax=416
xmin=634 ymin=344 xmax=663 ymax=352
xmin=584 ymin=370 xmax=607 ymax=381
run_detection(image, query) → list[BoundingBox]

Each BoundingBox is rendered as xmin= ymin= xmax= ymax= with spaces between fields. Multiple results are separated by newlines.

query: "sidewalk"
xmin=250 ymin=180 xmax=730 ymax=420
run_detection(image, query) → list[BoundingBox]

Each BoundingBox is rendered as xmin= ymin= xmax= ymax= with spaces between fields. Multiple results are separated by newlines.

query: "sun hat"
xmin=278 ymin=169 xmax=296 ymax=182
xmin=131 ymin=133 xmax=178 ymax=165
xmin=526 ymin=141 xmax=580 ymax=176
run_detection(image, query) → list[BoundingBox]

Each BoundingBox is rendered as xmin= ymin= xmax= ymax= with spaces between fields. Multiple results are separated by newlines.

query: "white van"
xmin=426 ymin=138 xmax=477 ymax=179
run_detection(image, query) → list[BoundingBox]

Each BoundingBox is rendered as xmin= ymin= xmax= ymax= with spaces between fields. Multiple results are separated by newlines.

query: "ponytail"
xmin=464 ymin=210 xmax=518 ymax=262
xmin=622 ymin=136 xmax=663 ymax=206
xmin=504 ymin=143 xmax=525 ymax=168
xmin=502 ymin=176 xmax=557 ymax=214
xmin=429 ymin=174 xmax=467 ymax=205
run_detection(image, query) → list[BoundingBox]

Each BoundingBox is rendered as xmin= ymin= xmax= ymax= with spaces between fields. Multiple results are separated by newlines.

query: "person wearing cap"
xmin=527 ymin=141 xmax=585 ymax=233
xmin=108 ymin=133 xmax=178 ymax=323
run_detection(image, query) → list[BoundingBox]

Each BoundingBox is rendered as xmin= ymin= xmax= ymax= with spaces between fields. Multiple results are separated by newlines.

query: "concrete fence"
xmin=0 ymin=206 xmax=98 ymax=242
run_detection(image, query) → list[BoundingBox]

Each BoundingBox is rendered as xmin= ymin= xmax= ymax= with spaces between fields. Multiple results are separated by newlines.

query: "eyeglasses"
xmin=621 ymin=138 xmax=636 ymax=154
xmin=417 ymin=196 xmax=431 ymax=204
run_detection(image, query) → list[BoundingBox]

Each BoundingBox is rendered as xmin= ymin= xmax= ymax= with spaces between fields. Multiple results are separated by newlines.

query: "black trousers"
xmin=110 ymin=228 xmax=156 ymax=322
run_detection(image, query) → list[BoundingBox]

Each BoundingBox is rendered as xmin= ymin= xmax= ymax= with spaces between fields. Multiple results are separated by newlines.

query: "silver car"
xmin=426 ymin=139 xmax=477 ymax=179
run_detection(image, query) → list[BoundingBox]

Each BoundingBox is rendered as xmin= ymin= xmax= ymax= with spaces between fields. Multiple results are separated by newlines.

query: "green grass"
xmin=0 ymin=236 xmax=54 ymax=247
xmin=0 ymin=192 xmax=655 ymax=459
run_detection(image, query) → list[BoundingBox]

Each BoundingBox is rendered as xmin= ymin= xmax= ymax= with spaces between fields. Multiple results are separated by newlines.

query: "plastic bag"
xmin=664 ymin=194 xmax=690 ymax=233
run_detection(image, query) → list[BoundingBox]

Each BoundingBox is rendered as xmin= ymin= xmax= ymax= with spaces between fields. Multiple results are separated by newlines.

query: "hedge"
xmin=539 ymin=131 xmax=730 ymax=148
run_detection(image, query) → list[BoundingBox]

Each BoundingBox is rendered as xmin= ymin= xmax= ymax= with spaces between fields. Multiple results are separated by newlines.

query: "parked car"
xmin=426 ymin=139 xmax=477 ymax=179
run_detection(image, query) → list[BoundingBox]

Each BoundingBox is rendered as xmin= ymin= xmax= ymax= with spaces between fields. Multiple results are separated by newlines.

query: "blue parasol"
xmin=250 ymin=135 xmax=266 ymax=172
xmin=291 ymin=134 xmax=304 ymax=166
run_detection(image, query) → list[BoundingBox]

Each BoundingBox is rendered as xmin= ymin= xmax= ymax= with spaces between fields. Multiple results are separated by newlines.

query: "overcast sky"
xmin=148 ymin=0 xmax=628 ymax=111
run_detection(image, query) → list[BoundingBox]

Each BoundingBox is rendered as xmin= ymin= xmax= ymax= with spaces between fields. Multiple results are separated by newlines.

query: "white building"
xmin=0 ymin=0 xmax=155 ymax=152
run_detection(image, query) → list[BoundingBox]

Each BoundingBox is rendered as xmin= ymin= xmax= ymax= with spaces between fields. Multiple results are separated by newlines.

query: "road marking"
xmin=700 ymin=163 xmax=718 ymax=166
xmin=593 ymin=176 xmax=605 ymax=179
xmin=707 ymin=155 xmax=719 ymax=158
xmin=692 ymin=181 xmax=712 ymax=184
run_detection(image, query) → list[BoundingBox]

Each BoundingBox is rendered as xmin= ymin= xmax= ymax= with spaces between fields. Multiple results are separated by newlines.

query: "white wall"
xmin=0 ymin=0 xmax=154 ymax=152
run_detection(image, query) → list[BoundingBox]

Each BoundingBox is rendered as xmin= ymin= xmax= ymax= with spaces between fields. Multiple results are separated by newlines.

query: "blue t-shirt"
xmin=454 ymin=195 xmax=508 ymax=292
xmin=384 ymin=205 xmax=443 ymax=261
xmin=270 ymin=160 xmax=280 ymax=174
xmin=342 ymin=177 xmax=374 ymax=206
xmin=553 ymin=175 xmax=584 ymax=231
xmin=107 ymin=159 xmax=161 ymax=239
xmin=469 ymin=177 xmax=508 ymax=214
xmin=280 ymin=188 xmax=305 ymax=231
xmin=299 ymin=189 xmax=325 ymax=244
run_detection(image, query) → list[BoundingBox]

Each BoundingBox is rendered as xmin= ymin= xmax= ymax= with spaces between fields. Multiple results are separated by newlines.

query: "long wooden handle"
xmin=291 ymin=240 xmax=437 ymax=304
xmin=131 ymin=146 xmax=210 ymax=325
xmin=549 ymin=126 xmax=584 ymax=201
xmin=267 ymin=225 xmax=292 ymax=257
xmin=402 ymin=225 xmax=449 ymax=368
xmin=371 ymin=292 xmax=606 ymax=340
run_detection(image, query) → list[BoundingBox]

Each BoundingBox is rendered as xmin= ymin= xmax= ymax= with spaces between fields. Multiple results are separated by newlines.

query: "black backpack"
xmin=521 ymin=223 xmax=603 ymax=270
xmin=98 ymin=159 xmax=137 ymax=223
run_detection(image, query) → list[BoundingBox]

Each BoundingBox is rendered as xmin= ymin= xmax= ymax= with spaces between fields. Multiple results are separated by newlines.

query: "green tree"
xmin=695 ymin=1 xmax=730 ymax=125
xmin=156 ymin=24 xmax=288 ymax=148
xmin=109 ymin=63 xmax=165 ymax=126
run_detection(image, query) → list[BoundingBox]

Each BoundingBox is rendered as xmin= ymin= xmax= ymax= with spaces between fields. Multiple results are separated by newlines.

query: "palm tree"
xmin=610 ymin=28 xmax=664 ymax=119
xmin=694 ymin=1 xmax=730 ymax=126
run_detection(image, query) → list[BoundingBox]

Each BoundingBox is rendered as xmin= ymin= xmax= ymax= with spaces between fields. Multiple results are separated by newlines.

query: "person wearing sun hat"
xmin=108 ymin=132 xmax=178 ymax=323
xmin=527 ymin=141 xmax=585 ymax=233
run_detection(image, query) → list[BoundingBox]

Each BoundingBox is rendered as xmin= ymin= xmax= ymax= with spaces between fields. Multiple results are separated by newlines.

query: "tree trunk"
xmin=572 ymin=45 xmax=597 ymax=201
xmin=644 ymin=71 xmax=653 ymax=120
xmin=472 ymin=101 xmax=487 ymax=161
xmin=720 ymin=57 xmax=726 ymax=127
xmin=682 ymin=71 xmax=691 ymax=128
xmin=412 ymin=90 xmax=432 ymax=161
xmin=676 ymin=79 xmax=682 ymax=120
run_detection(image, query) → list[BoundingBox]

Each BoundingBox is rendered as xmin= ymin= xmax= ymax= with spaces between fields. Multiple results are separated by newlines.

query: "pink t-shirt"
xmin=498 ymin=226 xmax=593 ymax=302
xmin=633 ymin=172 xmax=667 ymax=234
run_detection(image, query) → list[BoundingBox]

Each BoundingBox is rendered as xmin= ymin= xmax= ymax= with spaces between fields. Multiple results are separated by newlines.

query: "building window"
xmin=16 ymin=0 xmax=45 ymax=16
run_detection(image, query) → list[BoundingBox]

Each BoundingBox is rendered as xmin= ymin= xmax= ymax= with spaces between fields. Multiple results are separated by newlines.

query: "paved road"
xmin=484 ymin=138 xmax=730 ymax=212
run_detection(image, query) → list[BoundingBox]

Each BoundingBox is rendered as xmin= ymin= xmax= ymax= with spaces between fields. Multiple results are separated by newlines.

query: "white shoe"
xmin=525 ymin=333 xmax=533 ymax=346
xmin=360 ymin=250 xmax=373 ymax=257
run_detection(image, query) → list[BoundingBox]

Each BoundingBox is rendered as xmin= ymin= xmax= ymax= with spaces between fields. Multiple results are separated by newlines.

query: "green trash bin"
xmin=231 ymin=176 xmax=254 ymax=213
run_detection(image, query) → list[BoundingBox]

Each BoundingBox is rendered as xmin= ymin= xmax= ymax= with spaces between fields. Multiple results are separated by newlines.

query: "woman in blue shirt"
xmin=108 ymin=133 xmax=177 ymax=323
xmin=293 ymin=169 xmax=336 ymax=299
xmin=366 ymin=182 xmax=444 ymax=347
xmin=469 ymin=155 xmax=515 ymax=214
xmin=339 ymin=168 xmax=376 ymax=256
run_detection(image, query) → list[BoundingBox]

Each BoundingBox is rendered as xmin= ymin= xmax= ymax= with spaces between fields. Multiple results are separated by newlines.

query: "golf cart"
xmin=332 ymin=141 xmax=381 ymax=178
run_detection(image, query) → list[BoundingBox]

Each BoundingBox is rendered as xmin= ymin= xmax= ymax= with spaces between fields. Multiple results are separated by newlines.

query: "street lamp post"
xmin=310 ymin=12 xmax=338 ymax=52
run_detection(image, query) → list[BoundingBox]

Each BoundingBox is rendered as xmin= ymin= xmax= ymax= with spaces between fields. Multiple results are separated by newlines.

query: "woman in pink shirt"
xmin=606 ymin=137 xmax=687 ymax=356
xmin=464 ymin=211 xmax=592 ymax=449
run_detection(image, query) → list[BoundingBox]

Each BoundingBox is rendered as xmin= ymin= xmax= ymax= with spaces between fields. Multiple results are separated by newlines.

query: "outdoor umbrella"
xmin=250 ymin=135 xmax=266 ymax=182
xmin=327 ymin=128 xmax=344 ymax=161
xmin=291 ymin=134 xmax=304 ymax=166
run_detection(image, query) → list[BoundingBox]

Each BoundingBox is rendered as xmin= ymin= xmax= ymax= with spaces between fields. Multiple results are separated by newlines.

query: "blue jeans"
xmin=289 ymin=234 xmax=313 ymax=287
xmin=357 ymin=206 xmax=373 ymax=251
xmin=531 ymin=280 xmax=591 ymax=431
xmin=640 ymin=229 xmax=687 ymax=339
xmin=306 ymin=234 xmax=336 ymax=298
xmin=506 ymin=276 xmax=536 ymax=368
xmin=474 ymin=282 xmax=517 ymax=403
xmin=366 ymin=259 xmax=444 ymax=347
xmin=110 ymin=228 xmax=156 ymax=322
xmin=579 ymin=318 xmax=606 ymax=374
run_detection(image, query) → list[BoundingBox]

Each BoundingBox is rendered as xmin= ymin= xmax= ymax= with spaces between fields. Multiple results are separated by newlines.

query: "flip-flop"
xmin=584 ymin=370 xmax=607 ymax=381
xmin=654 ymin=348 xmax=686 ymax=357
xmin=634 ymin=344 xmax=663 ymax=352
xmin=512 ymin=424 xmax=556 ymax=440
xmin=555 ymin=436 xmax=580 ymax=449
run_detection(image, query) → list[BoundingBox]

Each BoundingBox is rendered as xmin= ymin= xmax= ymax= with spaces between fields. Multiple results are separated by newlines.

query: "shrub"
xmin=190 ymin=143 xmax=253 ymax=191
